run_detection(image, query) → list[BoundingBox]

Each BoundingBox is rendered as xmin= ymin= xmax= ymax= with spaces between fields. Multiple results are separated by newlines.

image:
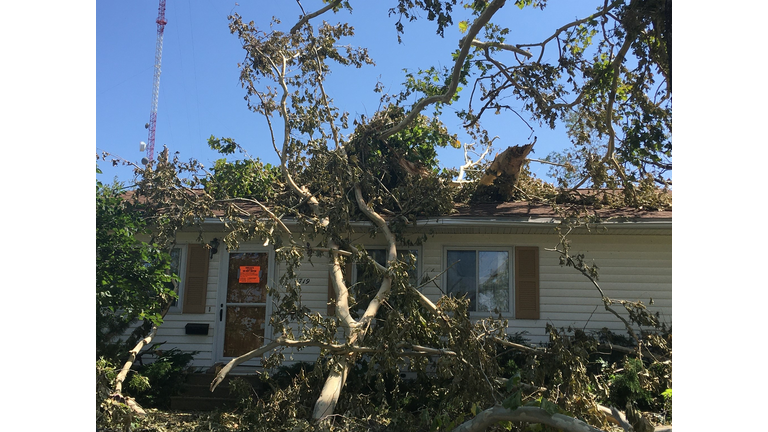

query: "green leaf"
xmin=502 ymin=390 xmax=522 ymax=410
xmin=540 ymin=397 xmax=559 ymax=415
xmin=458 ymin=20 xmax=468 ymax=33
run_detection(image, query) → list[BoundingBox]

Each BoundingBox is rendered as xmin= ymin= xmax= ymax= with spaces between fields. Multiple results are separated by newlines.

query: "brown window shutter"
xmin=515 ymin=246 xmax=539 ymax=320
xmin=183 ymin=244 xmax=210 ymax=314
xmin=327 ymin=261 xmax=352 ymax=316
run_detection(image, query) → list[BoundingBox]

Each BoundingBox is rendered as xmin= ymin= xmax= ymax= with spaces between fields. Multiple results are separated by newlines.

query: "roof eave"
xmin=197 ymin=215 xmax=672 ymax=231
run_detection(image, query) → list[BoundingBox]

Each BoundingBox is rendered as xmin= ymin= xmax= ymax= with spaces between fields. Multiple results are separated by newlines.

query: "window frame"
xmin=168 ymin=244 xmax=188 ymax=313
xmin=443 ymin=246 xmax=515 ymax=316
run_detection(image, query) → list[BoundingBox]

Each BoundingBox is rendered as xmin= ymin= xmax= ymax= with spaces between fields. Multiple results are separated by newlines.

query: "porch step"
xmin=169 ymin=373 xmax=262 ymax=411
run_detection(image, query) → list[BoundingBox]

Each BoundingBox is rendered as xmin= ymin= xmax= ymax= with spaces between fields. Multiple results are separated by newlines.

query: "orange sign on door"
xmin=239 ymin=266 xmax=261 ymax=283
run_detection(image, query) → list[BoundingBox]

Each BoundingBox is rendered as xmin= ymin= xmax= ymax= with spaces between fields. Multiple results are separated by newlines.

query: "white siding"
xmin=152 ymin=232 xmax=220 ymax=369
xmin=411 ymin=232 xmax=671 ymax=345
xmin=268 ymin=258 xmax=334 ymax=365
xmin=148 ymin=226 xmax=671 ymax=365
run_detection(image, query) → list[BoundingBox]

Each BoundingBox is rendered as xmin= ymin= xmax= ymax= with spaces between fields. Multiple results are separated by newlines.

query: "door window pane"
xmin=223 ymin=306 xmax=266 ymax=357
xmin=227 ymin=253 xmax=268 ymax=304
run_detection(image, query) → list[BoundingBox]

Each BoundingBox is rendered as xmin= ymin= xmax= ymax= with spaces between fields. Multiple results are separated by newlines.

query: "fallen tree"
xmin=103 ymin=1 xmax=672 ymax=430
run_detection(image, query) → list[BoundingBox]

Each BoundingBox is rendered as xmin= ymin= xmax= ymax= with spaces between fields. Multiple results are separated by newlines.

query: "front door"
xmin=219 ymin=251 xmax=270 ymax=359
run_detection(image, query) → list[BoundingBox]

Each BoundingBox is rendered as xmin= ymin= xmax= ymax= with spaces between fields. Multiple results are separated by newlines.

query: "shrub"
xmin=125 ymin=348 xmax=198 ymax=409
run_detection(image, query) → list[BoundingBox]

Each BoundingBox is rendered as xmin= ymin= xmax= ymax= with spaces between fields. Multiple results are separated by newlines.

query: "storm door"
xmin=219 ymin=252 xmax=270 ymax=359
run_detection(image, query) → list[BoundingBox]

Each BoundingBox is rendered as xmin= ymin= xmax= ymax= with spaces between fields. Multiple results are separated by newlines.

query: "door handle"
xmin=219 ymin=304 xmax=224 ymax=321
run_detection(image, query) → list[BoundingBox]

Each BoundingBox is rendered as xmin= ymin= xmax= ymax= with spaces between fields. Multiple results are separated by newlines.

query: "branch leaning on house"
xmin=312 ymin=184 xmax=402 ymax=421
xmin=546 ymin=224 xmax=659 ymax=347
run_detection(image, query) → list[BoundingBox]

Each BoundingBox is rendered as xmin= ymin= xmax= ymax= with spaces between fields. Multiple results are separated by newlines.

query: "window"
xmin=446 ymin=249 xmax=510 ymax=313
xmin=445 ymin=246 xmax=541 ymax=318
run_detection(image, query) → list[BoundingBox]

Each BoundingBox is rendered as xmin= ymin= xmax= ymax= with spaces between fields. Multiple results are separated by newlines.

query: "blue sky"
xmin=96 ymin=0 xmax=603 ymax=186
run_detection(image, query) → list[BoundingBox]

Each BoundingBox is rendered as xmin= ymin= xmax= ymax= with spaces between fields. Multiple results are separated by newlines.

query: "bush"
xmin=96 ymin=174 xmax=177 ymax=364
xmin=124 ymin=348 xmax=198 ymax=409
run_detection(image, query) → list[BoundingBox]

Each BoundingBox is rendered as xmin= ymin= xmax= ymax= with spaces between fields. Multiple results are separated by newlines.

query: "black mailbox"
xmin=185 ymin=323 xmax=209 ymax=335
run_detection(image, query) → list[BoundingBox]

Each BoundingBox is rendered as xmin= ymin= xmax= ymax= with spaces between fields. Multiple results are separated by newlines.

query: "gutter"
xmin=197 ymin=215 xmax=671 ymax=231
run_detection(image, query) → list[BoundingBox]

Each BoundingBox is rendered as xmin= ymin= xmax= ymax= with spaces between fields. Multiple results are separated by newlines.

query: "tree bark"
xmin=210 ymin=339 xmax=283 ymax=392
xmin=310 ymin=184 xmax=398 ymax=421
xmin=109 ymin=323 xmax=160 ymax=417
xmin=479 ymin=142 xmax=536 ymax=200
xmin=312 ymin=357 xmax=352 ymax=421
xmin=597 ymin=404 xmax=633 ymax=431
xmin=451 ymin=405 xmax=606 ymax=432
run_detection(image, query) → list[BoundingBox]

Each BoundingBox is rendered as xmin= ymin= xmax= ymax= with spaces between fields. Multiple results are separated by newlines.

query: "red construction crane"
xmin=141 ymin=0 xmax=167 ymax=164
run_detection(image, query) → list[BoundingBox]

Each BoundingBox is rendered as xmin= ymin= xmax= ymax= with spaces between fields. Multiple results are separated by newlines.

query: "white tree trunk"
xmin=451 ymin=405 xmax=606 ymax=432
xmin=312 ymin=358 xmax=351 ymax=421
xmin=109 ymin=323 xmax=160 ymax=417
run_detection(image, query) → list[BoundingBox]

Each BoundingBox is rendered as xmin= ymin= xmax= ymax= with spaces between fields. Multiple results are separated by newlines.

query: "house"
xmin=153 ymin=199 xmax=671 ymax=371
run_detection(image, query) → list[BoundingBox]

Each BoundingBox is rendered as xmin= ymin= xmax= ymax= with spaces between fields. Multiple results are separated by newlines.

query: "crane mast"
xmin=144 ymin=0 xmax=167 ymax=163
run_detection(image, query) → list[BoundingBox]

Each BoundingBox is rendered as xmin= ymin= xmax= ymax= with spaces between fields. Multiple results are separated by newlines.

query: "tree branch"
xmin=210 ymin=339 xmax=284 ymax=392
xmin=546 ymin=229 xmax=643 ymax=345
xmin=113 ymin=324 xmax=158 ymax=398
xmin=456 ymin=137 xmax=497 ymax=183
xmin=352 ymin=183 xmax=397 ymax=337
xmin=602 ymin=33 xmax=633 ymax=162
xmin=597 ymin=404 xmax=633 ymax=432
xmin=312 ymin=185 xmax=400 ymax=421
xmin=328 ymin=239 xmax=359 ymax=331
xmin=290 ymin=0 xmax=342 ymax=34
xmin=450 ymin=405 xmax=607 ymax=432
xmin=471 ymin=39 xmax=532 ymax=58
xmin=490 ymin=336 xmax=542 ymax=354
xmin=516 ymin=6 xmax=616 ymax=64
xmin=218 ymin=198 xmax=291 ymax=234
xmin=379 ymin=0 xmax=508 ymax=140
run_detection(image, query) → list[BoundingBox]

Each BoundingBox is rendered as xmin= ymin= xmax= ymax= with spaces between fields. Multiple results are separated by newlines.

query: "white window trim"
xmin=442 ymin=246 xmax=515 ymax=317
xmin=168 ymin=244 xmax=189 ymax=314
